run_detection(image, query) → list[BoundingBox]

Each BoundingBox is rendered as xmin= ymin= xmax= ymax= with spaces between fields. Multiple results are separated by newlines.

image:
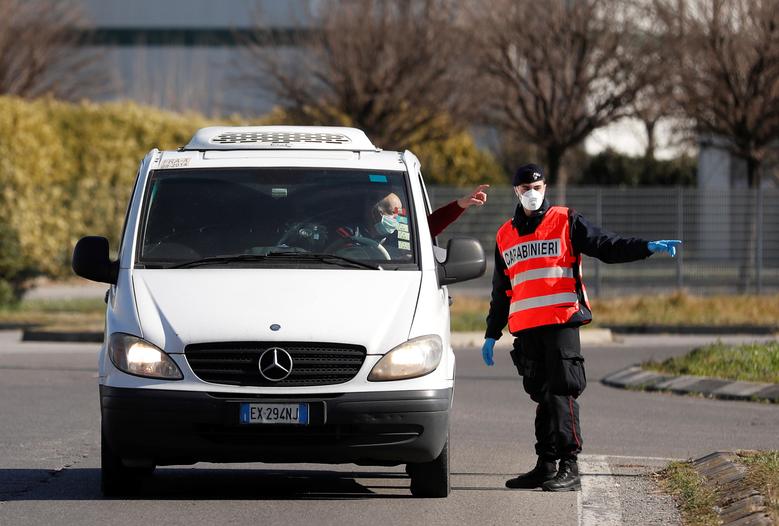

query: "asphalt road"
xmin=0 ymin=332 xmax=777 ymax=526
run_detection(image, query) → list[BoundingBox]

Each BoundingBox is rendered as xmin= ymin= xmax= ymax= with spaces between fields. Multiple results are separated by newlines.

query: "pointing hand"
xmin=648 ymin=240 xmax=682 ymax=257
xmin=457 ymin=184 xmax=490 ymax=208
xmin=481 ymin=338 xmax=496 ymax=366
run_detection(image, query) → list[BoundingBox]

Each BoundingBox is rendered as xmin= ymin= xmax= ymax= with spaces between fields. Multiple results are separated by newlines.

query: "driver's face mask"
xmin=515 ymin=187 xmax=544 ymax=211
xmin=375 ymin=213 xmax=399 ymax=236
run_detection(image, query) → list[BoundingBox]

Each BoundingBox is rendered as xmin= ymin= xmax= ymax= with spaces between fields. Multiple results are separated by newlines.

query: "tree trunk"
xmin=643 ymin=119 xmax=657 ymax=161
xmin=738 ymin=157 xmax=760 ymax=292
xmin=545 ymin=147 xmax=566 ymax=205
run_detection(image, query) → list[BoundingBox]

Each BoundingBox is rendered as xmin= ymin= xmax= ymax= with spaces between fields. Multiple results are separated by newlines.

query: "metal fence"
xmin=428 ymin=186 xmax=779 ymax=297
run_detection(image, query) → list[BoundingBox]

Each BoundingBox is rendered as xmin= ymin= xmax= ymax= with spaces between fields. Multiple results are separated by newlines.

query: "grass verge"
xmin=0 ymin=298 xmax=105 ymax=331
xmin=657 ymin=461 xmax=720 ymax=526
xmin=589 ymin=292 xmax=779 ymax=327
xmin=643 ymin=341 xmax=779 ymax=384
xmin=738 ymin=451 xmax=779 ymax=523
xmin=3 ymin=292 xmax=779 ymax=335
xmin=449 ymin=292 xmax=779 ymax=332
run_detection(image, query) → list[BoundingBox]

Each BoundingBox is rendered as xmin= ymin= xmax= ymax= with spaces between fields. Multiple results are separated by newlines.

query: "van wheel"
xmin=101 ymin=431 xmax=154 ymax=497
xmin=408 ymin=437 xmax=450 ymax=498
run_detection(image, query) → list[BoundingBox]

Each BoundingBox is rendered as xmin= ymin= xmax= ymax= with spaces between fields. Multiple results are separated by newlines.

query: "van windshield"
xmin=136 ymin=168 xmax=418 ymax=269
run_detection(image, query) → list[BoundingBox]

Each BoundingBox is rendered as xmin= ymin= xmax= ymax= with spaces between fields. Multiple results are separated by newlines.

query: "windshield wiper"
xmin=266 ymin=252 xmax=382 ymax=270
xmin=168 ymin=252 xmax=381 ymax=270
xmin=169 ymin=254 xmax=273 ymax=269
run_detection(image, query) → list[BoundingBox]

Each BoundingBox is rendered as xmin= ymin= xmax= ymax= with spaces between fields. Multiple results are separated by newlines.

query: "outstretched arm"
xmin=428 ymin=201 xmax=465 ymax=238
xmin=428 ymin=184 xmax=489 ymax=238
xmin=570 ymin=211 xmax=653 ymax=263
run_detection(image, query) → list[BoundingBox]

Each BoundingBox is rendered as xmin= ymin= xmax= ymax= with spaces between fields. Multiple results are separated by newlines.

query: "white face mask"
xmin=516 ymin=188 xmax=544 ymax=211
xmin=375 ymin=213 xmax=399 ymax=236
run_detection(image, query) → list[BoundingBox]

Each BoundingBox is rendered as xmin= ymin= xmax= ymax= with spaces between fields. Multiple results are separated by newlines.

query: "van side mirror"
xmin=436 ymin=238 xmax=486 ymax=286
xmin=72 ymin=236 xmax=119 ymax=285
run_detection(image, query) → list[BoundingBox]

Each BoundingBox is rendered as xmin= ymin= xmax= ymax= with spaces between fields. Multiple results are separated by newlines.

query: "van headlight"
xmin=368 ymin=335 xmax=443 ymax=381
xmin=108 ymin=333 xmax=183 ymax=380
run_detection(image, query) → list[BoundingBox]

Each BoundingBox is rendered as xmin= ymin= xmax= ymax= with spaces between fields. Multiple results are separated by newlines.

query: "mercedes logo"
xmin=258 ymin=347 xmax=293 ymax=382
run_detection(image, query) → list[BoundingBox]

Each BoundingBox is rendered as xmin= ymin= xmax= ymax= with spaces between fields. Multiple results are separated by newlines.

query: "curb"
xmin=450 ymin=328 xmax=613 ymax=349
xmin=602 ymin=365 xmax=779 ymax=403
xmin=0 ymin=322 xmax=39 ymax=331
xmin=690 ymin=452 xmax=774 ymax=526
xmin=604 ymin=324 xmax=778 ymax=335
xmin=21 ymin=330 xmax=103 ymax=343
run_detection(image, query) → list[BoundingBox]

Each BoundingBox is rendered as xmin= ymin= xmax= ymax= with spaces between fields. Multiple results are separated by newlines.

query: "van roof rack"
xmin=182 ymin=126 xmax=380 ymax=152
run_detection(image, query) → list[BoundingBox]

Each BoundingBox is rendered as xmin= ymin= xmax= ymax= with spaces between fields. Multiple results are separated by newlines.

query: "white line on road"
xmin=579 ymin=455 xmax=623 ymax=526
xmin=598 ymin=454 xmax=681 ymax=462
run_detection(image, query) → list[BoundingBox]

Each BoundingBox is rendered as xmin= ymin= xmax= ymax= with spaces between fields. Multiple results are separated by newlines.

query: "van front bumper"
xmin=100 ymin=386 xmax=451 ymax=466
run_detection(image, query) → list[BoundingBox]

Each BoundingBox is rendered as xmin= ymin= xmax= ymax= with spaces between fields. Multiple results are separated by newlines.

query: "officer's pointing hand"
xmin=457 ymin=184 xmax=489 ymax=208
xmin=481 ymin=338 xmax=496 ymax=366
xmin=648 ymin=240 xmax=682 ymax=257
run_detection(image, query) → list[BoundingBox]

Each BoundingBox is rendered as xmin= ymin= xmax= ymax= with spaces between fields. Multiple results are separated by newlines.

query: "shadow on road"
xmin=0 ymin=467 xmax=420 ymax=501
xmin=2 ymin=466 xmax=645 ymax=501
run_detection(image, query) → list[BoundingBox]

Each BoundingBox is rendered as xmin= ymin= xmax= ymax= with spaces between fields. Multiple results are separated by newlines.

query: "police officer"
xmin=481 ymin=164 xmax=681 ymax=492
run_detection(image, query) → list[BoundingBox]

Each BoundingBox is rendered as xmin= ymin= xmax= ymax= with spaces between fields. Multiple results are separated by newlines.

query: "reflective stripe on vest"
xmin=510 ymin=266 xmax=574 ymax=288
xmin=496 ymin=206 xmax=586 ymax=332
xmin=509 ymin=292 xmax=580 ymax=315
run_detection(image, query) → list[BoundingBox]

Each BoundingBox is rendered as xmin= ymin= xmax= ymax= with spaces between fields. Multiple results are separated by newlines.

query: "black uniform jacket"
xmin=485 ymin=199 xmax=652 ymax=340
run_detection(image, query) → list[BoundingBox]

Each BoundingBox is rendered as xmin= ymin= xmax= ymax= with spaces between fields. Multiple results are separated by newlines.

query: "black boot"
xmin=542 ymin=457 xmax=580 ymax=492
xmin=505 ymin=457 xmax=557 ymax=489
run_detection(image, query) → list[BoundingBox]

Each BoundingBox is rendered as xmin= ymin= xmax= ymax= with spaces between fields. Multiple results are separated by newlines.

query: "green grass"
xmin=658 ymin=461 xmax=720 ymax=526
xmin=738 ymin=451 xmax=779 ymax=523
xmin=643 ymin=341 xmax=779 ymax=383
xmin=449 ymin=292 xmax=779 ymax=332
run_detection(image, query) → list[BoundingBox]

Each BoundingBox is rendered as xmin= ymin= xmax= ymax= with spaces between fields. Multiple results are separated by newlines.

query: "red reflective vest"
xmin=496 ymin=206 xmax=590 ymax=332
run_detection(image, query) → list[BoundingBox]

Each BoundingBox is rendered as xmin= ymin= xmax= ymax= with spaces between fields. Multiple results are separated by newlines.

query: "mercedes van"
xmin=72 ymin=126 xmax=486 ymax=498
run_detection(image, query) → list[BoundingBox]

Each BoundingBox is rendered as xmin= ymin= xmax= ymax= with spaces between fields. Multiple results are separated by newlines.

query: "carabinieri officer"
xmin=482 ymin=164 xmax=681 ymax=492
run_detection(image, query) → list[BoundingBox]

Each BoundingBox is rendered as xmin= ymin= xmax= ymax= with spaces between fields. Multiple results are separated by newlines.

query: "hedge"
xmin=0 ymin=96 xmax=504 ymax=303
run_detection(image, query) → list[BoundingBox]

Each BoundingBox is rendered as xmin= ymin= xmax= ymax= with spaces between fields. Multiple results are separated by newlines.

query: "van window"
xmin=136 ymin=168 xmax=418 ymax=269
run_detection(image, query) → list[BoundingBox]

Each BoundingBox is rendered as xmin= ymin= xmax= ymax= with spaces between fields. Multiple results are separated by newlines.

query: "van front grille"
xmin=184 ymin=342 xmax=367 ymax=387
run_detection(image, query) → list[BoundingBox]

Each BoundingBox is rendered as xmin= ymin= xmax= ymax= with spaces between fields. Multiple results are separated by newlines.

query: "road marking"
xmin=579 ymin=455 xmax=623 ymax=526
xmin=600 ymin=454 xmax=681 ymax=462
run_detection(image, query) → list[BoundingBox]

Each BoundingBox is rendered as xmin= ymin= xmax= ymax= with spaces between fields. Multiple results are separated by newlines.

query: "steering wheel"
xmin=324 ymin=235 xmax=391 ymax=261
xmin=143 ymin=224 xmax=220 ymax=252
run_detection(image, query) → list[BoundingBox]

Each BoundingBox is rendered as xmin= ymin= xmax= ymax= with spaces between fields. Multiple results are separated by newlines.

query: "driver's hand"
xmin=457 ymin=184 xmax=489 ymax=208
xmin=335 ymin=226 xmax=356 ymax=238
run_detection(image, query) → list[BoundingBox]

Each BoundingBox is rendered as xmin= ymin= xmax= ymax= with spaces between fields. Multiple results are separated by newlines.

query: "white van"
xmin=72 ymin=126 xmax=485 ymax=498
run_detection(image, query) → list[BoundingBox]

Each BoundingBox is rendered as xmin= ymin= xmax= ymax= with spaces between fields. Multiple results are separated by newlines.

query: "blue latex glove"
xmin=648 ymin=240 xmax=682 ymax=257
xmin=481 ymin=338 xmax=495 ymax=366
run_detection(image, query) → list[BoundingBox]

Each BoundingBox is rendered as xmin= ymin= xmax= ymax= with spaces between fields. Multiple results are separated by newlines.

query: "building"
xmin=74 ymin=0 xmax=317 ymax=115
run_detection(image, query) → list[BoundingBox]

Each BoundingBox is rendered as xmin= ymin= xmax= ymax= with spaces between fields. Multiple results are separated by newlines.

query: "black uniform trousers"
xmin=510 ymin=325 xmax=586 ymax=461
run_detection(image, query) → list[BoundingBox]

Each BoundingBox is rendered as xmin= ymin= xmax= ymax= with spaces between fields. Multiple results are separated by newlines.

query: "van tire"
xmin=408 ymin=436 xmax=450 ymax=498
xmin=101 ymin=430 xmax=154 ymax=497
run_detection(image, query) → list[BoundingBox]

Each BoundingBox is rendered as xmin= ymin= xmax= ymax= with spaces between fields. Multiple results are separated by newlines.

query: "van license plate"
xmin=239 ymin=403 xmax=309 ymax=425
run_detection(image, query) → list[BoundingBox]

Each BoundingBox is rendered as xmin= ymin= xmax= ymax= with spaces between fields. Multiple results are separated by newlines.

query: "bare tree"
xmin=654 ymin=0 xmax=779 ymax=188
xmin=237 ymin=0 xmax=475 ymax=150
xmin=654 ymin=0 xmax=779 ymax=290
xmin=467 ymin=0 xmax=653 ymax=200
xmin=0 ymin=0 xmax=109 ymax=100
xmin=630 ymin=81 xmax=677 ymax=161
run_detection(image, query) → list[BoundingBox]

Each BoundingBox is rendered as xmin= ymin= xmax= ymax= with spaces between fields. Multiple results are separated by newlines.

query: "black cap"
xmin=513 ymin=164 xmax=545 ymax=186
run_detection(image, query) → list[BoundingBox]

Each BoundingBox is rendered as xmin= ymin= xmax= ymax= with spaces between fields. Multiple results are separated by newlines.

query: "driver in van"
xmin=330 ymin=192 xmax=406 ymax=258
xmin=335 ymin=185 xmax=491 ymax=246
